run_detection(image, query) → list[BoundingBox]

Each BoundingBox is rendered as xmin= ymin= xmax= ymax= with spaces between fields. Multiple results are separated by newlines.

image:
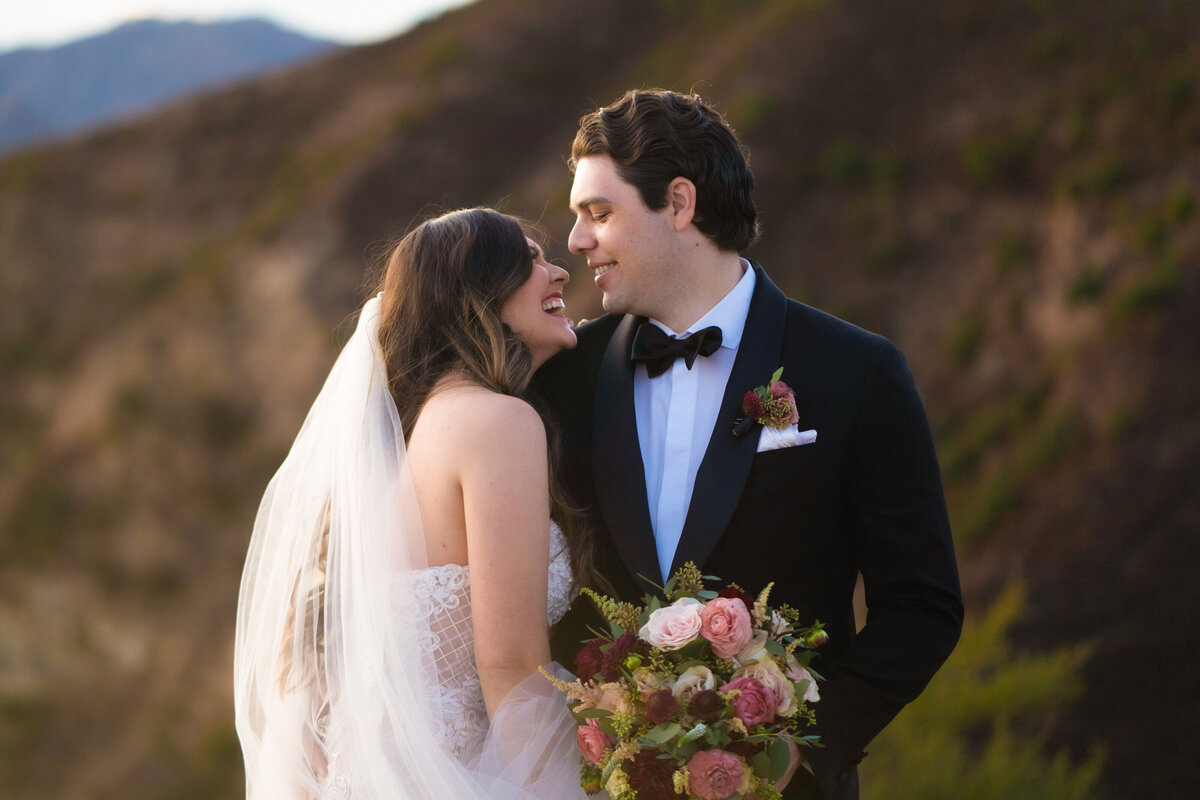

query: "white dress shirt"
xmin=634 ymin=261 xmax=757 ymax=581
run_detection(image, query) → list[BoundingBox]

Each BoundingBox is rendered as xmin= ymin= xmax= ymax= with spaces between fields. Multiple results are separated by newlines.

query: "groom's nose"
xmin=567 ymin=218 xmax=593 ymax=255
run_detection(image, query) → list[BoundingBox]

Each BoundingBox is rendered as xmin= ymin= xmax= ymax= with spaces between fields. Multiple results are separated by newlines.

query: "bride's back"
xmin=405 ymin=379 xmax=549 ymax=569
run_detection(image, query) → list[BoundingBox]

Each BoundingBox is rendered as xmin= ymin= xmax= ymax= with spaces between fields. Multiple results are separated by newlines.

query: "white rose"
xmin=672 ymin=665 xmax=716 ymax=702
xmin=632 ymin=667 xmax=671 ymax=699
xmin=639 ymin=598 xmax=704 ymax=650
xmin=785 ymin=658 xmax=821 ymax=703
xmin=734 ymin=659 xmax=797 ymax=716
xmin=732 ymin=631 xmax=769 ymax=667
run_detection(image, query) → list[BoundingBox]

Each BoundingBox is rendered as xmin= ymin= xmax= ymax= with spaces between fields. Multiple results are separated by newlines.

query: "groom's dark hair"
xmin=570 ymin=89 xmax=760 ymax=253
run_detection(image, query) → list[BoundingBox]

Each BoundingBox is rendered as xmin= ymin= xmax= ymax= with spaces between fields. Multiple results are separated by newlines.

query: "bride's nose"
xmin=551 ymin=263 xmax=569 ymax=285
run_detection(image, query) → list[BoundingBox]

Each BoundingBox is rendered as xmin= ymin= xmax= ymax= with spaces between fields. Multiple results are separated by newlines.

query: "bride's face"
xmin=501 ymin=239 xmax=577 ymax=370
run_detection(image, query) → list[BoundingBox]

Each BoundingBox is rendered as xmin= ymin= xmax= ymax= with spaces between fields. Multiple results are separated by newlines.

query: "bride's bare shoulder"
xmin=415 ymin=384 xmax=545 ymax=451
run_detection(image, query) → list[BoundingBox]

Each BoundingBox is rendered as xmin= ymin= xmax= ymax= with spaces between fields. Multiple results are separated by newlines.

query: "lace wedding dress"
xmin=319 ymin=524 xmax=575 ymax=796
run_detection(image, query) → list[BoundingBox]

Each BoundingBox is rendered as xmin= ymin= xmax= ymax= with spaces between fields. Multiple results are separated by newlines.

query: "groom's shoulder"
xmin=782 ymin=297 xmax=893 ymax=360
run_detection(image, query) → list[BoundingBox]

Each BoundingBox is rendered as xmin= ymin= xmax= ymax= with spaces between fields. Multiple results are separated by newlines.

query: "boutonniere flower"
xmin=731 ymin=367 xmax=799 ymax=437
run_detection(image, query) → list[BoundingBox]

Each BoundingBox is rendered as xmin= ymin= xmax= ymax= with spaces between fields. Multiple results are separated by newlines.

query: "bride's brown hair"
xmin=373 ymin=207 xmax=599 ymax=590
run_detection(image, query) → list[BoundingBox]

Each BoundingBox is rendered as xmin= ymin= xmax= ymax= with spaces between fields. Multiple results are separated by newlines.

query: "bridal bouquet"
xmin=545 ymin=563 xmax=826 ymax=800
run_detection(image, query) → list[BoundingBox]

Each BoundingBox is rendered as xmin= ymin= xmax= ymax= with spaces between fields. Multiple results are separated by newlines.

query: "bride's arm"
xmin=458 ymin=394 xmax=553 ymax=718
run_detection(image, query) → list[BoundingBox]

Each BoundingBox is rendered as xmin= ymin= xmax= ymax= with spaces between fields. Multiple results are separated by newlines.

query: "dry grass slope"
xmin=0 ymin=0 xmax=1196 ymax=797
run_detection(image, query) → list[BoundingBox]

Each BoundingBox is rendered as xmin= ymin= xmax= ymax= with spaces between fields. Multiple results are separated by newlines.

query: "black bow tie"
xmin=630 ymin=323 xmax=723 ymax=378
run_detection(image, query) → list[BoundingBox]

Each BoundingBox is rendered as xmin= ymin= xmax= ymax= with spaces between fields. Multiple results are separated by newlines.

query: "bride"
xmin=234 ymin=208 xmax=595 ymax=798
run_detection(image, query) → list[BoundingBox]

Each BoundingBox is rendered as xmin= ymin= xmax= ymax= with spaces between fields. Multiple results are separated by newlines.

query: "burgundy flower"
xmin=717 ymin=586 xmax=755 ymax=615
xmin=726 ymin=739 xmax=764 ymax=763
xmin=601 ymin=632 xmax=648 ymax=682
xmin=688 ymin=689 xmax=726 ymax=722
xmin=644 ymin=689 xmax=679 ymax=725
xmin=742 ymin=390 xmax=766 ymax=419
xmin=575 ymin=639 xmax=604 ymax=681
xmin=625 ymin=748 xmax=683 ymax=798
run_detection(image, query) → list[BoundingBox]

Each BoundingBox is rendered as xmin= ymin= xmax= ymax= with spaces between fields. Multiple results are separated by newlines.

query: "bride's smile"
xmin=501 ymin=238 xmax=577 ymax=369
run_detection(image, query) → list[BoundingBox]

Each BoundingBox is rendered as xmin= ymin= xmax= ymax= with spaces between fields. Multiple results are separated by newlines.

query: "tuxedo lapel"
xmin=592 ymin=315 xmax=662 ymax=594
xmin=670 ymin=263 xmax=789 ymax=575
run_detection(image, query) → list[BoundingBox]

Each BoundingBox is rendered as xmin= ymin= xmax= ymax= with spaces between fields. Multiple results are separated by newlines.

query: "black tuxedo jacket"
xmin=532 ymin=263 xmax=963 ymax=800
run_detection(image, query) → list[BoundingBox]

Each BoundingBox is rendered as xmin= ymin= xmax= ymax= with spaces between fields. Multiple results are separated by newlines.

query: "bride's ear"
xmin=665 ymin=177 xmax=697 ymax=232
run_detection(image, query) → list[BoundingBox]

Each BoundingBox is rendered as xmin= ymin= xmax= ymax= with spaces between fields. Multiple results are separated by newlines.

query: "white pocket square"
xmin=756 ymin=425 xmax=818 ymax=452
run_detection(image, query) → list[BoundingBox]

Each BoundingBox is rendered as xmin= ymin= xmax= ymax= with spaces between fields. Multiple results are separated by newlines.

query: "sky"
xmin=0 ymin=0 xmax=477 ymax=52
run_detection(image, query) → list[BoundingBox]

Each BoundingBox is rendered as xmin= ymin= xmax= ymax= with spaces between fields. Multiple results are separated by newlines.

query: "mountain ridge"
xmin=0 ymin=17 xmax=340 ymax=153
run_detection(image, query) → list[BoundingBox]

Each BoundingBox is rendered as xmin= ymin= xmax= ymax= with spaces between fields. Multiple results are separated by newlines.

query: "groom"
xmin=534 ymin=90 xmax=963 ymax=799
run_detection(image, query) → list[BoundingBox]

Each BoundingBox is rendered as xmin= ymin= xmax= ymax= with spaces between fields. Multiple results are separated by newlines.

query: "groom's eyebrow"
xmin=571 ymin=196 xmax=608 ymax=213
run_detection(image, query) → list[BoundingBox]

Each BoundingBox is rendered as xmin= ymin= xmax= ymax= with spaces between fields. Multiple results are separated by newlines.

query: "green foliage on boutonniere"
xmin=732 ymin=368 xmax=800 ymax=437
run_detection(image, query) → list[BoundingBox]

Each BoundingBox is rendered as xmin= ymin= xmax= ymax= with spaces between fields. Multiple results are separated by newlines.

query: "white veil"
xmin=234 ymin=295 xmax=585 ymax=799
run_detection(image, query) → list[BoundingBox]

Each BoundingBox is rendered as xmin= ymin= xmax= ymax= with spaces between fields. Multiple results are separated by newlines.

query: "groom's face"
xmin=568 ymin=155 xmax=679 ymax=320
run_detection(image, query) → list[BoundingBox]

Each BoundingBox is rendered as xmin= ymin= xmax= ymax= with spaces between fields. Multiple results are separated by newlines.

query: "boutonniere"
xmin=731 ymin=367 xmax=799 ymax=437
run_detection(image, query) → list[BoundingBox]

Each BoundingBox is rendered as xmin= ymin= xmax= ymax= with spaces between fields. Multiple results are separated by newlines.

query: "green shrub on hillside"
xmin=0 ymin=694 xmax=51 ymax=791
xmin=1061 ymin=156 xmax=1127 ymax=198
xmin=946 ymin=403 xmax=1084 ymax=546
xmin=859 ymin=585 xmax=1105 ymax=800
xmin=992 ymin=231 xmax=1035 ymax=272
xmin=1165 ymin=182 xmax=1194 ymax=225
xmin=958 ymin=120 xmax=1041 ymax=187
xmin=820 ymin=137 xmax=869 ymax=184
xmin=1066 ymin=264 xmax=1105 ymax=304
xmin=946 ymin=309 xmax=988 ymax=367
xmin=1109 ymin=251 xmax=1183 ymax=320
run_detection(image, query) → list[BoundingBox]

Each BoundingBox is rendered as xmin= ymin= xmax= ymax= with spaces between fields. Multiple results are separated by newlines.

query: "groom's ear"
xmin=665 ymin=177 xmax=697 ymax=232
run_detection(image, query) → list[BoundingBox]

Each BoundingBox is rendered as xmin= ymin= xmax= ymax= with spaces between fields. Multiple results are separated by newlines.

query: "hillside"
xmin=0 ymin=18 xmax=339 ymax=153
xmin=0 ymin=0 xmax=1196 ymax=797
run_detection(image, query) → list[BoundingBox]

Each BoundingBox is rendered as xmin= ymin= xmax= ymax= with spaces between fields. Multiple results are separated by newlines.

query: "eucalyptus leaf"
xmin=768 ymin=738 xmax=790 ymax=781
xmin=765 ymin=639 xmax=785 ymax=656
xmin=772 ymin=367 xmax=784 ymax=383
xmin=641 ymin=722 xmax=682 ymax=745
xmin=697 ymin=589 xmax=719 ymax=599
xmin=576 ymin=708 xmax=613 ymax=718
xmin=751 ymin=752 xmax=773 ymax=779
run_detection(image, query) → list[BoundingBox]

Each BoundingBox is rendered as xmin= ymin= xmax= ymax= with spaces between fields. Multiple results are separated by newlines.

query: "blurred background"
xmin=1 ymin=0 xmax=1196 ymax=797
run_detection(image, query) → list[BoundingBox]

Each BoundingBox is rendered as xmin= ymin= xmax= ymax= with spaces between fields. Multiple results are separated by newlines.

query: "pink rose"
xmin=722 ymin=676 xmax=777 ymax=727
xmin=734 ymin=659 xmax=797 ymax=716
xmin=769 ymin=380 xmax=792 ymax=398
xmin=638 ymin=598 xmax=703 ymax=650
xmin=576 ymin=718 xmax=614 ymax=766
xmin=700 ymin=597 xmax=755 ymax=659
xmin=688 ymin=749 xmax=745 ymax=800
